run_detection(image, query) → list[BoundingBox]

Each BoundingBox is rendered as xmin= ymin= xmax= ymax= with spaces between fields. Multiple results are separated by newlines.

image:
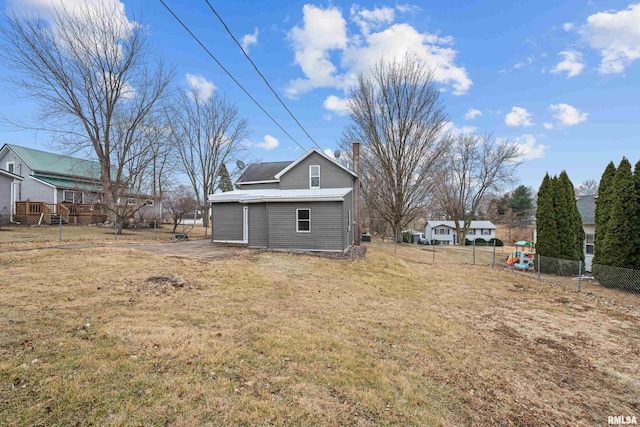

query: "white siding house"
xmin=425 ymin=220 xmax=497 ymax=245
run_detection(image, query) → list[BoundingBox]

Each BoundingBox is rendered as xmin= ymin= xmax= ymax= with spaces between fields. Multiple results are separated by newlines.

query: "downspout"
xmin=353 ymin=141 xmax=360 ymax=246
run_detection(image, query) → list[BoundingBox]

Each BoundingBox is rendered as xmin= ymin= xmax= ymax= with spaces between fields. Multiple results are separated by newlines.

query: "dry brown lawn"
xmin=1 ymin=240 xmax=638 ymax=426
xmin=0 ymin=224 xmax=210 ymax=252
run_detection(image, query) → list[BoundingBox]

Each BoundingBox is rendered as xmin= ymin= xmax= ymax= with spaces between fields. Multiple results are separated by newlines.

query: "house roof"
xmin=238 ymin=161 xmax=292 ymax=183
xmin=576 ymin=194 xmax=596 ymax=224
xmin=208 ymin=187 xmax=353 ymax=204
xmin=32 ymin=175 xmax=102 ymax=192
xmin=0 ymin=168 xmax=23 ymax=180
xmin=2 ymin=144 xmax=102 ymax=179
xmin=427 ymin=220 xmax=497 ymax=229
xmin=274 ymin=148 xmax=357 ymax=179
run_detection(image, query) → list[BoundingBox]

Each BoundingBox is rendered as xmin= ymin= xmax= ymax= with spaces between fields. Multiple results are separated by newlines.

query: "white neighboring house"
xmin=425 ymin=220 xmax=497 ymax=245
xmin=576 ymin=194 xmax=595 ymax=272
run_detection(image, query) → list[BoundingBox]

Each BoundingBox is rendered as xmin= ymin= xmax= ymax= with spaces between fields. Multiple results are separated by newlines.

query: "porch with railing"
xmin=14 ymin=202 xmax=106 ymax=225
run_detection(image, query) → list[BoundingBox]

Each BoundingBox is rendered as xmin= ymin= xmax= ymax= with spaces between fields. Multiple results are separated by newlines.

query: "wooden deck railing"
xmin=15 ymin=201 xmax=105 ymax=225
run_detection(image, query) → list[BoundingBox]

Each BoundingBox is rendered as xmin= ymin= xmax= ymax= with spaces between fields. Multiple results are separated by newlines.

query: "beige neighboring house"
xmin=576 ymin=194 xmax=595 ymax=272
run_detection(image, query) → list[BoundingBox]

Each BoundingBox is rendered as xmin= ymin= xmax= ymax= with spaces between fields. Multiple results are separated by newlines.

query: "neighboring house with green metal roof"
xmin=0 ymin=143 xmax=105 ymax=206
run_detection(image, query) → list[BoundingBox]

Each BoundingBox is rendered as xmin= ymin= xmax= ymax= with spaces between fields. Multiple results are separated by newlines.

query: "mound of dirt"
xmin=126 ymin=274 xmax=198 ymax=295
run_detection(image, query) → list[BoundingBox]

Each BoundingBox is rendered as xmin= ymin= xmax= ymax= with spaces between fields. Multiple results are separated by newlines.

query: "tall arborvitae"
xmin=216 ymin=163 xmax=234 ymax=193
xmin=598 ymin=158 xmax=636 ymax=268
xmin=633 ymin=161 xmax=640 ymax=269
xmin=594 ymin=161 xmax=616 ymax=265
xmin=554 ymin=173 xmax=574 ymax=259
xmin=536 ymin=173 xmax=559 ymax=257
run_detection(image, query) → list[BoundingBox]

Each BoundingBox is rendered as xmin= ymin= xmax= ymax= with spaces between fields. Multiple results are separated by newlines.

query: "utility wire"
xmin=204 ymin=0 xmax=322 ymax=150
xmin=158 ymin=0 xmax=309 ymax=152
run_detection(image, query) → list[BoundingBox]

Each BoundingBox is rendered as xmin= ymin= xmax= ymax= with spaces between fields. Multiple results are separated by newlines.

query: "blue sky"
xmin=1 ymin=0 xmax=639 ymax=190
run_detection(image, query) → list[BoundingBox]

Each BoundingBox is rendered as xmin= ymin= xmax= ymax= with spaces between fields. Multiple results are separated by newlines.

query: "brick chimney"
xmin=353 ymin=142 xmax=360 ymax=246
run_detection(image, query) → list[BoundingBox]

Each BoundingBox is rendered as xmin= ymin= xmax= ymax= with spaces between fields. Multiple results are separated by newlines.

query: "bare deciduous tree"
xmin=0 ymin=2 xmax=174 ymax=232
xmin=341 ymin=55 xmax=450 ymax=241
xmin=432 ymin=133 xmax=522 ymax=245
xmin=575 ymin=179 xmax=599 ymax=196
xmin=165 ymin=185 xmax=198 ymax=233
xmin=166 ymin=87 xmax=249 ymax=228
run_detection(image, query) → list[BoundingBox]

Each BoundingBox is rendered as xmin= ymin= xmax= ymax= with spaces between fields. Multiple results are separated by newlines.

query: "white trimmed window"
xmin=296 ymin=208 xmax=311 ymax=232
xmin=482 ymin=229 xmax=491 ymax=235
xmin=145 ymin=199 xmax=155 ymax=207
xmin=468 ymin=229 xmax=476 ymax=235
xmin=63 ymin=190 xmax=83 ymax=204
xmin=6 ymin=162 xmax=15 ymax=174
xmin=585 ymin=234 xmax=594 ymax=255
xmin=309 ymin=165 xmax=320 ymax=188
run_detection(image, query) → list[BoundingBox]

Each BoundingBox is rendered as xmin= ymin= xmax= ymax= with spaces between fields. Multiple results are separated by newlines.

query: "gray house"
xmin=576 ymin=194 xmax=595 ymax=272
xmin=0 ymin=168 xmax=23 ymax=223
xmin=208 ymin=148 xmax=357 ymax=252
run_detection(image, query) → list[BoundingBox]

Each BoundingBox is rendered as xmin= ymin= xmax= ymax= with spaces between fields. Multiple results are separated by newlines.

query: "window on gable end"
xmin=309 ymin=165 xmax=320 ymax=188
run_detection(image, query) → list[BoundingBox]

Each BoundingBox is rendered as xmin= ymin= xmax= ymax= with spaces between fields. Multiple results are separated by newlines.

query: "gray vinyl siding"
xmin=237 ymin=182 xmax=279 ymax=190
xmin=343 ymin=190 xmax=353 ymax=248
xmin=23 ymin=176 xmax=55 ymax=203
xmin=211 ymin=202 xmax=244 ymax=241
xmin=0 ymin=174 xmax=12 ymax=216
xmin=248 ymin=203 xmax=268 ymax=248
xmin=267 ymin=202 xmax=344 ymax=251
xmin=0 ymin=149 xmax=25 ymax=177
xmin=279 ymin=152 xmax=353 ymax=190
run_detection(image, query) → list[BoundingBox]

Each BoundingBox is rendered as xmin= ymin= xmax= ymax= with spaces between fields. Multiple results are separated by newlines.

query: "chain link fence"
xmin=534 ymin=255 xmax=640 ymax=296
xmin=415 ymin=243 xmax=640 ymax=296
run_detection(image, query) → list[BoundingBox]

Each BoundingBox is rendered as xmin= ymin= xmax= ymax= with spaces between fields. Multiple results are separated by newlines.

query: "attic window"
xmin=310 ymin=165 xmax=320 ymax=188
xmin=6 ymin=162 xmax=14 ymax=174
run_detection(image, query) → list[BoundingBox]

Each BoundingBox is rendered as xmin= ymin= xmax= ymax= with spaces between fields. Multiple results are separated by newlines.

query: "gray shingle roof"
xmin=576 ymin=194 xmax=596 ymax=224
xmin=238 ymin=161 xmax=292 ymax=183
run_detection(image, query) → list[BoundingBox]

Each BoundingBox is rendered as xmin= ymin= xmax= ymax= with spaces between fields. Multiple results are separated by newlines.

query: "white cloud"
xmin=513 ymin=56 xmax=535 ymax=70
xmin=350 ymin=5 xmax=395 ymax=36
xmin=186 ymin=74 xmax=216 ymax=101
xmin=562 ymin=22 xmax=574 ymax=31
xmin=286 ymin=4 xmax=471 ymax=97
xmin=286 ymin=4 xmax=348 ymax=96
xmin=549 ymin=103 xmax=588 ymax=126
xmin=323 ymin=95 xmax=350 ymax=115
xmin=241 ymin=28 xmax=259 ymax=52
xmin=505 ymin=107 xmax=533 ymax=127
xmin=464 ymin=108 xmax=482 ymax=120
xmin=396 ymin=3 xmax=422 ymax=13
xmin=255 ymin=135 xmax=279 ymax=150
xmin=442 ymin=121 xmax=477 ymax=136
xmin=543 ymin=122 xmax=554 ymax=129
xmin=581 ymin=3 xmax=640 ymax=74
xmin=513 ymin=134 xmax=548 ymax=161
xmin=551 ymin=50 xmax=585 ymax=78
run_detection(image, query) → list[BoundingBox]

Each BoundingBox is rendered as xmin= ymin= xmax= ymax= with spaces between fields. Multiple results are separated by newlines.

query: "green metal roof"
xmin=33 ymin=175 xmax=103 ymax=192
xmin=5 ymin=144 xmax=102 ymax=179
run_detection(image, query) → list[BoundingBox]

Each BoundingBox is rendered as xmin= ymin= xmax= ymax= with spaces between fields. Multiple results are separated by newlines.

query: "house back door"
xmin=242 ymin=206 xmax=249 ymax=243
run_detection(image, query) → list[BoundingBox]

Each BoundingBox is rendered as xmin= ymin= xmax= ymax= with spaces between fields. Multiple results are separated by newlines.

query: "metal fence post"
xmin=492 ymin=239 xmax=496 ymax=268
xmin=154 ymin=218 xmax=157 ymax=240
xmin=537 ymin=254 xmax=541 ymax=279
xmin=59 ymin=210 xmax=62 ymax=243
xmin=432 ymin=246 xmax=435 ymax=263
xmin=473 ymin=239 xmax=476 ymax=265
xmin=578 ymin=260 xmax=582 ymax=292
xmin=114 ymin=218 xmax=118 ymax=241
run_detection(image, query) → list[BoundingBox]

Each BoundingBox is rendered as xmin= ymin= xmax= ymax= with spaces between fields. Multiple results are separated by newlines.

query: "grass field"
xmin=1 ymin=239 xmax=639 ymax=426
